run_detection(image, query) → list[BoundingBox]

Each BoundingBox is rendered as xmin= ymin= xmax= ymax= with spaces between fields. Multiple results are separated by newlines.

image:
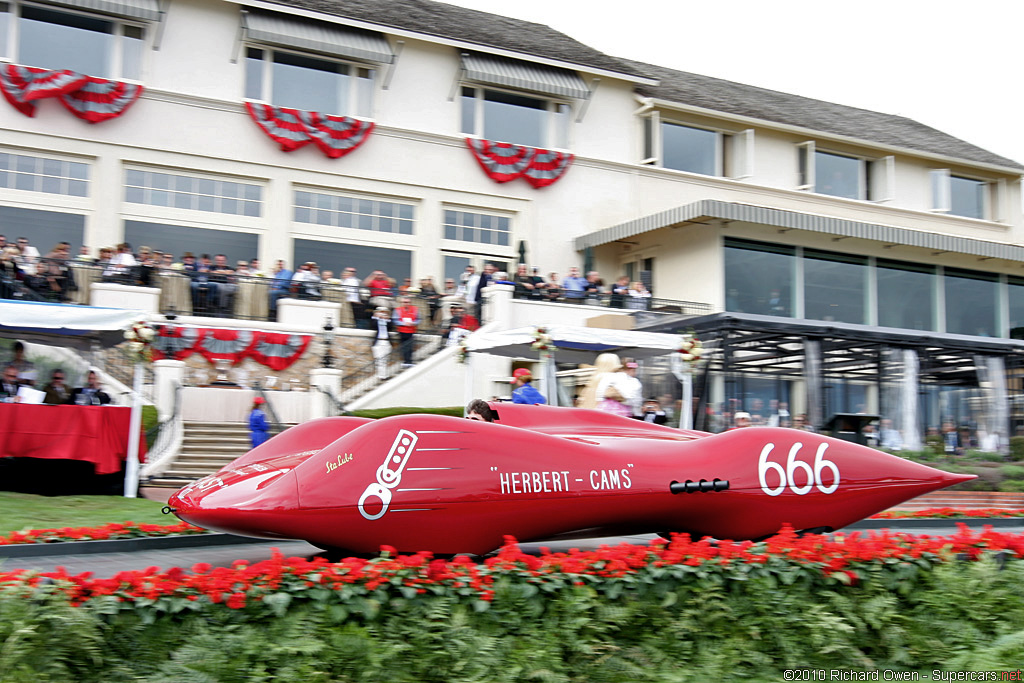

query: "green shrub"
xmin=925 ymin=434 xmax=945 ymax=455
xmin=349 ymin=406 xmax=463 ymax=420
xmin=1010 ymin=436 xmax=1024 ymax=462
xmin=1000 ymin=465 xmax=1024 ymax=480
xmin=999 ymin=479 xmax=1024 ymax=492
xmin=3 ymin=554 xmax=1024 ymax=681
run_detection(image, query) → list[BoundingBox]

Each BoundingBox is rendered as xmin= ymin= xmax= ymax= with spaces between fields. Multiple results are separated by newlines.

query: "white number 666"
xmin=758 ymin=442 xmax=839 ymax=496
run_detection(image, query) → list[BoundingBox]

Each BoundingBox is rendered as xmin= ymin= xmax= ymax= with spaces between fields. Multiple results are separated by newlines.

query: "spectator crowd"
xmin=1 ymin=342 xmax=112 ymax=405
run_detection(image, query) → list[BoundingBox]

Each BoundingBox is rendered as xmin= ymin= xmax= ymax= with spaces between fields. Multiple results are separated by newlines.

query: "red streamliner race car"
xmin=168 ymin=403 xmax=974 ymax=555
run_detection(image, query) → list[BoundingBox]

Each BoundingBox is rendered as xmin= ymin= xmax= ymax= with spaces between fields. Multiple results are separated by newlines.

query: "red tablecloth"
xmin=0 ymin=404 xmax=147 ymax=475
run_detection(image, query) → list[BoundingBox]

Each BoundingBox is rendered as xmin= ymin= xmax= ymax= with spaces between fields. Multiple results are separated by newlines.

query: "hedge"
xmin=3 ymin=527 xmax=1024 ymax=681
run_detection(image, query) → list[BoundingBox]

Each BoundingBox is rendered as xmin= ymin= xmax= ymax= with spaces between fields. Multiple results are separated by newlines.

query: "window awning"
xmin=574 ymin=198 xmax=1024 ymax=262
xmin=45 ymin=0 xmax=161 ymax=21
xmin=243 ymin=11 xmax=394 ymax=64
xmin=461 ymin=53 xmax=589 ymax=100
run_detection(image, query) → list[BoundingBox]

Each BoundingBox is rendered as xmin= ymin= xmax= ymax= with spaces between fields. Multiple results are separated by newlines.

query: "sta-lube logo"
xmin=758 ymin=442 xmax=840 ymax=496
xmin=357 ymin=430 xmax=418 ymax=520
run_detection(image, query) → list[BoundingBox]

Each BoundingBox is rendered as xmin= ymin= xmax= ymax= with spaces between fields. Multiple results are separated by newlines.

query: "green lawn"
xmin=0 ymin=492 xmax=174 ymax=536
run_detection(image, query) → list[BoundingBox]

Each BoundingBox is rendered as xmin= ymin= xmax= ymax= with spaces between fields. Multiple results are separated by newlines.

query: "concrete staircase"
xmin=145 ymin=421 xmax=287 ymax=488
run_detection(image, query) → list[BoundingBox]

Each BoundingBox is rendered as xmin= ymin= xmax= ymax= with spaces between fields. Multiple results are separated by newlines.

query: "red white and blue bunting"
xmin=245 ymin=102 xmax=375 ymax=159
xmin=0 ymin=65 xmax=142 ymax=122
xmin=151 ymin=325 xmax=312 ymax=371
xmin=466 ymin=138 xmax=574 ymax=188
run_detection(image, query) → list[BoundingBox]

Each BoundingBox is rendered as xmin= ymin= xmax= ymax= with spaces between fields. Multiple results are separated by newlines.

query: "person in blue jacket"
xmin=249 ymin=396 xmax=270 ymax=448
xmin=511 ymin=368 xmax=546 ymax=404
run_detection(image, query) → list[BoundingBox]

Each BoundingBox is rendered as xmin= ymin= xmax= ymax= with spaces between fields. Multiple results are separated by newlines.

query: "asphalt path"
xmin=4 ymin=521 xmax=1023 ymax=578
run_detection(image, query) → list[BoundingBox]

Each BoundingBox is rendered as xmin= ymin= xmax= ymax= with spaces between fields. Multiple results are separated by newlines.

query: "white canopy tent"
xmin=0 ymin=300 xmax=146 ymax=349
xmin=463 ymin=325 xmax=693 ymax=423
xmin=0 ymin=300 xmax=148 ymax=496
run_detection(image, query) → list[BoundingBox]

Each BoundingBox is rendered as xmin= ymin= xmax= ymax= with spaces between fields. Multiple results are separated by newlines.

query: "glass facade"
xmin=294 ymin=191 xmax=413 ymax=234
xmin=725 ymin=239 xmax=1012 ymax=338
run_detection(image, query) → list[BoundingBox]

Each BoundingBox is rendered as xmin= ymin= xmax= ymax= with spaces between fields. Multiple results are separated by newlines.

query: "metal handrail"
xmin=252 ymin=380 xmax=286 ymax=434
xmin=141 ymin=382 xmax=184 ymax=478
xmin=314 ymin=384 xmax=348 ymax=416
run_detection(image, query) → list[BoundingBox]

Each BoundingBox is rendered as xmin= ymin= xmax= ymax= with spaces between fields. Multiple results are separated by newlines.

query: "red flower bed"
xmin=1 ymin=506 xmax=1021 ymax=547
xmin=2 ymin=526 xmax=1023 ymax=611
xmin=870 ymin=507 xmax=1024 ymax=519
xmin=0 ymin=521 xmax=206 ymax=545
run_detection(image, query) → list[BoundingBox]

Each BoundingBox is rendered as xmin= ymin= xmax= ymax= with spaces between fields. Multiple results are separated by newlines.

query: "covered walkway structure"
xmin=638 ymin=312 xmax=1024 ymax=452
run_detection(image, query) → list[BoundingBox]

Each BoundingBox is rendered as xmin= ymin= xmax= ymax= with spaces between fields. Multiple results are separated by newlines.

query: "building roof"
xmin=261 ymin=0 xmax=648 ymax=80
xmin=261 ymin=0 xmax=1021 ymax=172
xmin=575 ymin=199 xmax=1024 ymax=261
xmin=625 ymin=59 xmax=1024 ymax=172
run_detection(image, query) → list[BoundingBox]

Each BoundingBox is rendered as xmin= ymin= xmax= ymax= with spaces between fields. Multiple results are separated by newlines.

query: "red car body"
xmin=168 ymin=403 xmax=973 ymax=555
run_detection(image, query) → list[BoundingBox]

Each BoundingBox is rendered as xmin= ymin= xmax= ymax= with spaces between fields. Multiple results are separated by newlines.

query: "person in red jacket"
xmin=393 ymin=296 xmax=420 ymax=367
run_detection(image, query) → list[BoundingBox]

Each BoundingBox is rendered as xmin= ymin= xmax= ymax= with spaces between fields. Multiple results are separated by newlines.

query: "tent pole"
xmin=463 ymin=352 xmax=474 ymax=414
xmin=124 ymin=362 xmax=142 ymax=498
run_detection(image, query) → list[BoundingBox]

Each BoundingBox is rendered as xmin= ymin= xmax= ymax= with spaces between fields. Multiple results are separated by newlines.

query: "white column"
xmin=482 ymin=283 xmax=514 ymax=328
xmin=309 ymin=367 xmax=343 ymax=420
xmin=153 ymin=359 xmax=185 ymax=421
xmin=124 ymin=362 xmax=143 ymax=498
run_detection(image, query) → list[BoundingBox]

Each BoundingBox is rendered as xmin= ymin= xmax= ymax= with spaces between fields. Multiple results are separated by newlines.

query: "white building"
xmin=3 ymin=0 xmax=1024 ymax=439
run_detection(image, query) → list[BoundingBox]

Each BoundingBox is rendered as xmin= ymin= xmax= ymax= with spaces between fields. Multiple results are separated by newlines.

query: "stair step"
xmin=180 ymin=440 xmax=252 ymax=449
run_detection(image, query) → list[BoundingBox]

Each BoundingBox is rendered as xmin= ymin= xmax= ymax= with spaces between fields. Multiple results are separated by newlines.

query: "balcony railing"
xmin=8 ymin=263 xmax=714 ymax=329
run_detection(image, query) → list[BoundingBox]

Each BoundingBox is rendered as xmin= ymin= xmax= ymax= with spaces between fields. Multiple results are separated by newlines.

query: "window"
xmin=294 ymin=239 xmax=411 ymax=284
xmin=124 ymin=220 xmax=259 ymax=264
xmin=1 ymin=205 xmax=85 ymax=250
xmin=877 ymin=259 xmax=935 ymax=331
xmin=1008 ymin=276 xmax=1024 ymax=339
xmin=724 ymin=238 xmax=796 ymax=317
xmin=443 ymin=209 xmax=510 ymax=247
xmin=293 ymin=190 xmax=413 ymax=234
xmin=245 ymin=47 xmax=374 ymax=117
xmin=0 ymin=151 xmax=88 ymax=196
xmin=644 ymin=117 xmax=720 ymax=175
xmin=944 ymin=268 xmax=998 ymax=336
xmin=930 ymin=169 xmax=993 ymax=220
xmin=6 ymin=2 xmax=145 ymax=79
xmin=443 ymin=253 xmax=509 ymax=285
xmin=797 ymin=142 xmax=892 ymax=201
xmin=803 ymin=249 xmax=867 ymax=324
xmin=125 ymin=169 xmax=262 ymax=217
xmin=461 ymin=87 xmax=569 ymax=149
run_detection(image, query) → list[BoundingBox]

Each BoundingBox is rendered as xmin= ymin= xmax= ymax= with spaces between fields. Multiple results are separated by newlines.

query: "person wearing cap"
xmin=371 ymin=305 xmax=393 ymax=379
xmin=249 ymin=397 xmax=270 ymax=447
xmin=731 ymin=411 xmax=751 ymax=429
xmin=511 ymin=368 xmax=546 ymax=404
